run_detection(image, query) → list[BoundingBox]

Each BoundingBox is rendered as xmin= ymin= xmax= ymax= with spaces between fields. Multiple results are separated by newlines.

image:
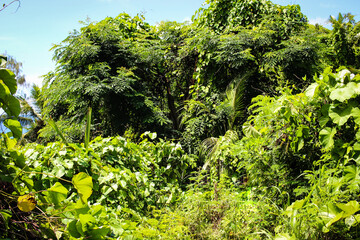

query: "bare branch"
xmin=0 ymin=0 xmax=20 ymax=13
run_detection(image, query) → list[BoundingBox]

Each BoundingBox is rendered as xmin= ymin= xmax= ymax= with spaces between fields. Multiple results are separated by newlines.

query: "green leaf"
xmin=0 ymin=82 xmax=10 ymax=99
xmin=44 ymin=182 xmax=68 ymax=206
xmin=344 ymin=165 xmax=360 ymax=188
xmin=0 ymin=69 xmax=17 ymax=94
xmin=319 ymin=202 xmax=341 ymax=220
xmin=319 ymin=127 xmax=337 ymax=150
xmin=2 ymin=95 xmax=20 ymax=117
xmin=68 ymin=220 xmax=82 ymax=238
xmin=120 ymin=180 xmax=127 ymax=189
xmin=356 ymin=131 xmax=360 ymax=141
xmin=305 ymin=82 xmax=319 ymax=99
xmin=329 ymin=82 xmax=360 ymax=102
xmin=4 ymin=119 xmax=22 ymax=139
xmin=329 ymin=105 xmax=352 ymax=126
xmin=351 ymin=107 xmax=360 ymax=125
xmin=337 ymin=201 xmax=360 ymax=218
xmin=324 ymin=212 xmax=344 ymax=231
xmin=79 ymin=214 xmax=96 ymax=232
xmin=0 ymin=210 xmax=12 ymax=229
xmin=142 ymin=131 xmax=157 ymax=140
xmin=242 ymin=123 xmax=261 ymax=138
xmin=353 ymin=142 xmax=360 ymax=151
xmin=48 ymin=119 xmax=69 ymax=146
xmin=53 ymin=165 xmax=66 ymax=178
xmin=109 ymin=219 xmax=124 ymax=236
xmin=72 ymin=172 xmax=93 ymax=203
xmin=298 ymin=138 xmax=304 ymax=151
xmin=274 ymin=233 xmax=296 ymax=240
xmin=319 ymin=116 xmax=330 ymax=128
xmin=89 ymin=227 xmax=110 ymax=239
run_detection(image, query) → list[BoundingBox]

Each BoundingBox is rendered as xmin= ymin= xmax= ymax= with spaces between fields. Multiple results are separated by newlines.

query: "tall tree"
xmin=329 ymin=13 xmax=359 ymax=68
xmin=42 ymin=14 xmax=173 ymax=139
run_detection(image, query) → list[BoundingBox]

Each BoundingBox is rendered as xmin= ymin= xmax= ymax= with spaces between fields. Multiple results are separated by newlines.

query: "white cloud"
xmin=309 ymin=17 xmax=331 ymax=27
xmin=25 ymin=74 xmax=43 ymax=87
xmin=182 ymin=17 xmax=192 ymax=24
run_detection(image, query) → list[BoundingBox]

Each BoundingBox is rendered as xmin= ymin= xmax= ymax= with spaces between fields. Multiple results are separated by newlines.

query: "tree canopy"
xmin=3 ymin=0 xmax=360 ymax=239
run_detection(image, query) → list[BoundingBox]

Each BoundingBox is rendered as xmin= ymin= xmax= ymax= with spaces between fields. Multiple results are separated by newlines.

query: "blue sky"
xmin=1 ymin=0 xmax=359 ymax=86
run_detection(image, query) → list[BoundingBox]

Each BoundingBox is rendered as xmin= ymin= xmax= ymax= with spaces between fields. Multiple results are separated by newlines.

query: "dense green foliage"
xmin=2 ymin=0 xmax=360 ymax=239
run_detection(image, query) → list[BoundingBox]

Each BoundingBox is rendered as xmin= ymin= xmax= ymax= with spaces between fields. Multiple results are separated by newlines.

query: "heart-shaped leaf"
xmin=72 ymin=172 xmax=93 ymax=203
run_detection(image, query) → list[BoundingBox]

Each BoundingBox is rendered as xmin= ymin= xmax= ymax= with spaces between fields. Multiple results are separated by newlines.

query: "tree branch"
xmin=0 ymin=0 xmax=20 ymax=13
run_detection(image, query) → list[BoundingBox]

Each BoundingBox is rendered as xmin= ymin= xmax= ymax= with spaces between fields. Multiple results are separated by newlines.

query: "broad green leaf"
xmin=44 ymin=182 xmax=68 ymax=206
xmin=324 ymin=212 xmax=344 ymax=231
xmin=329 ymin=105 xmax=352 ymax=126
xmin=319 ymin=127 xmax=337 ymax=150
xmin=67 ymin=220 xmax=82 ymax=238
xmin=89 ymin=227 xmax=110 ymax=239
xmin=329 ymin=82 xmax=359 ymax=102
xmin=4 ymin=119 xmax=22 ymax=139
xmin=0 ymin=81 xmax=10 ymax=99
xmin=337 ymin=201 xmax=360 ymax=218
xmin=353 ymin=142 xmax=360 ymax=151
xmin=319 ymin=202 xmax=341 ymax=220
xmin=2 ymin=95 xmax=20 ymax=117
xmin=79 ymin=214 xmax=96 ymax=232
xmin=351 ymin=107 xmax=360 ymax=125
xmin=242 ymin=124 xmax=260 ymax=138
xmin=344 ymin=165 xmax=360 ymax=187
xmin=305 ymin=82 xmax=319 ymax=99
xmin=76 ymin=220 xmax=85 ymax=236
xmin=53 ymin=165 xmax=66 ymax=178
xmin=319 ymin=116 xmax=330 ymax=128
xmin=284 ymin=199 xmax=305 ymax=217
xmin=72 ymin=172 xmax=93 ymax=203
xmin=356 ymin=131 xmax=360 ymax=141
xmin=0 ymin=69 xmax=17 ymax=94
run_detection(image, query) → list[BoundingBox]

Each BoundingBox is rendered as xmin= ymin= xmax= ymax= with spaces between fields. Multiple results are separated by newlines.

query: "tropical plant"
xmin=328 ymin=13 xmax=359 ymax=68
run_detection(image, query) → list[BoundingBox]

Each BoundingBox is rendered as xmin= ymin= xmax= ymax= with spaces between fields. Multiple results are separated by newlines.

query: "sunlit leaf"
xmin=0 ymin=69 xmax=17 ymax=94
xmin=17 ymin=195 xmax=36 ymax=212
xmin=43 ymin=182 xmax=68 ymax=206
xmin=2 ymin=95 xmax=20 ymax=117
xmin=319 ymin=127 xmax=337 ymax=150
xmin=329 ymin=105 xmax=352 ymax=126
xmin=4 ymin=119 xmax=22 ymax=139
xmin=305 ymin=82 xmax=319 ymax=99
xmin=329 ymin=82 xmax=360 ymax=102
xmin=337 ymin=201 xmax=360 ymax=218
xmin=351 ymin=107 xmax=360 ymax=125
xmin=72 ymin=172 xmax=93 ymax=203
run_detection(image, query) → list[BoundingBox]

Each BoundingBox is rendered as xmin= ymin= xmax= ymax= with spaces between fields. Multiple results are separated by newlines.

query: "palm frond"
xmin=224 ymin=72 xmax=250 ymax=130
xmin=200 ymin=136 xmax=219 ymax=170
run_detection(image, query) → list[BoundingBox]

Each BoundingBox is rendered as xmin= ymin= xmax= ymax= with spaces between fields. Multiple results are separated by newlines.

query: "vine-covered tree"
xmin=42 ymin=14 xmax=173 ymax=139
